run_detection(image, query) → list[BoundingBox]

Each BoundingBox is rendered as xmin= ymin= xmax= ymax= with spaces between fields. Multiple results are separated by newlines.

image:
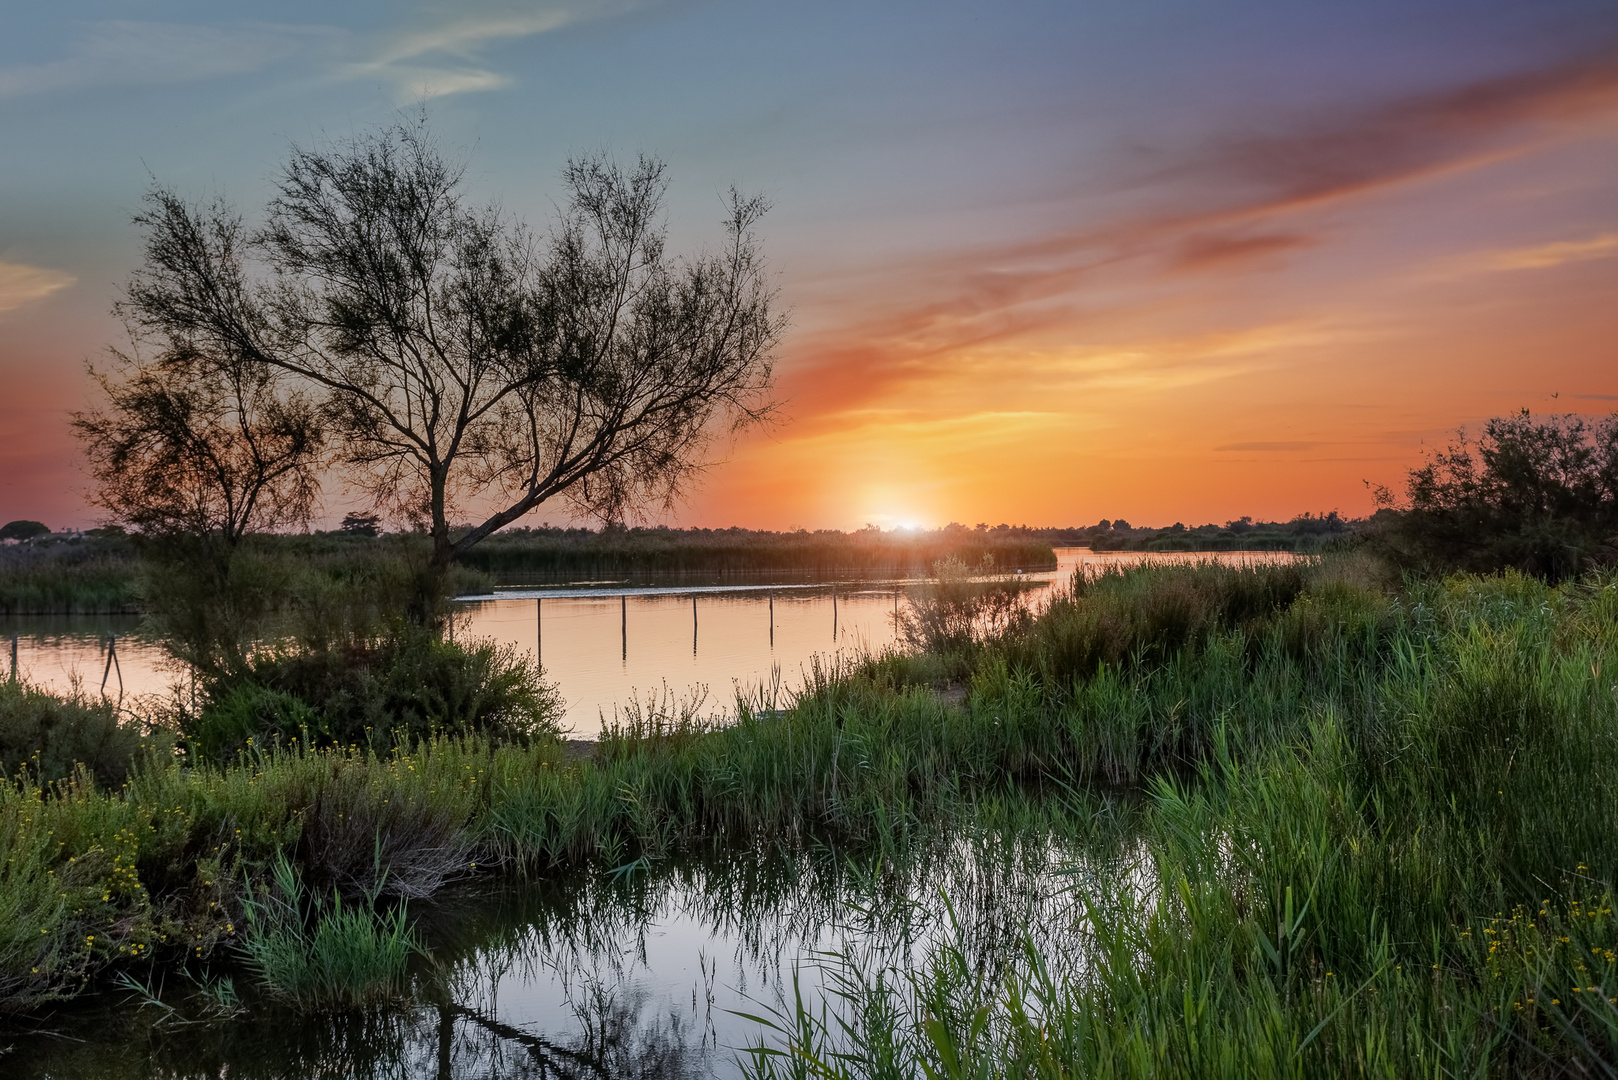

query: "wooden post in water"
xmin=621 ymin=594 xmax=627 ymax=662
xmin=536 ymin=597 xmax=541 ymax=664
xmin=692 ymin=596 xmax=698 ymax=655
xmin=8 ymin=634 xmax=16 ymax=683
xmin=832 ymin=589 xmax=837 ymax=641
xmin=100 ymin=634 xmax=122 ymax=697
xmin=769 ymin=592 xmax=774 ymax=648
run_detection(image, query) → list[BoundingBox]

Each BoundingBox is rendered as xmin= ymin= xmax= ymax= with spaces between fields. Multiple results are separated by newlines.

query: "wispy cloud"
xmin=348 ymin=2 xmax=653 ymax=97
xmin=0 ymin=5 xmax=652 ymax=103
xmin=1423 ymin=230 xmax=1618 ymax=278
xmin=1165 ymin=47 xmax=1618 ymax=215
xmin=1169 ymin=232 xmax=1315 ymax=272
xmin=1482 ymin=232 xmax=1618 ymax=270
xmin=0 ymin=21 xmax=338 ymax=100
xmin=0 ymin=260 xmax=75 ymax=314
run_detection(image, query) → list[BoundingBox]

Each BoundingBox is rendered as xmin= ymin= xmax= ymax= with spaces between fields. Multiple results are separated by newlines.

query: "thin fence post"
xmin=621 ymin=594 xmax=627 ymax=662
xmin=536 ymin=597 xmax=542 ymax=664
xmin=101 ymin=634 xmax=117 ymax=696
xmin=8 ymin=634 xmax=16 ymax=683
xmin=692 ymin=596 xmax=698 ymax=655
xmin=769 ymin=592 xmax=774 ymax=648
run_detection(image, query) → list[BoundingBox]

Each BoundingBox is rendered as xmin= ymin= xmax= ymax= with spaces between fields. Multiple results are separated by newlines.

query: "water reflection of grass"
xmin=9 ymin=799 xmax=1121 ymax=1079
xmin=420 ymin=792 xmax=1134 ymax=989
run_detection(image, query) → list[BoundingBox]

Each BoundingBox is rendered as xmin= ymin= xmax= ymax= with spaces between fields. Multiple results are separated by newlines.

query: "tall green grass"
xmin=738 ymin=564 xmax=1618 ymax=1078
xmin=238 ymin=855 xmax=421 ymax=1011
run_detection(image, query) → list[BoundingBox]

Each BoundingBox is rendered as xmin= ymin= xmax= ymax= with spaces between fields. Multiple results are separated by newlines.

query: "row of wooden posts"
xmin=2 ymin=589 xmax=906 ymax=690
xmin=4 ymin=632 xmax=122 ymax=697
xmin=531 ymin=588 xmax=904 ymax=663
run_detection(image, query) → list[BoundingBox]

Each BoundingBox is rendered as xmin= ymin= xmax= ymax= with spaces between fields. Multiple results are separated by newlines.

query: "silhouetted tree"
xmin=115 ymin=116 xmax=782 ymax=617
xmin=72 ymin=306 xmax=325 ymax=675
xmin=1369 ymin=409 xmax=1618 ymax=579
xmin=73 ymin=324 xmax=322 ymax=544
xmin=0 ymin=521 xmax=50 ymax=542
xmin=339 ymin=512 xmax=381 ymax=537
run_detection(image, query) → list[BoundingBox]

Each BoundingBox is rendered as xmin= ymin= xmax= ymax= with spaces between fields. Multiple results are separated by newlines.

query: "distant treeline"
xmin=1 ymin=516 xmax=1359 ymax=616
xmin=455 ymin=525 xmax=1059 ymax=579
xmin=1024 ymin=512 xmax=1353 ymax=553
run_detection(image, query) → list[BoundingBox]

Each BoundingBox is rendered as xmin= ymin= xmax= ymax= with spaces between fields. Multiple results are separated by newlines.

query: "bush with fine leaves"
xmin=189 ymin=633 xmax=561 ymax=759
xmin=0 ymin=679 xmax=167 ymax=787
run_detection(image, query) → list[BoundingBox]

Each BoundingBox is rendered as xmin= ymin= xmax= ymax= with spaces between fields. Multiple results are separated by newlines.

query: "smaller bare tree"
xmin=74 ymin=198 xmax=323 ymax=545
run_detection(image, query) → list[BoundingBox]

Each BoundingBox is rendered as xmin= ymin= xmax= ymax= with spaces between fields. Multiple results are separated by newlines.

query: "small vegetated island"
xmin=4 ymin=121 xmax=1618 ymax=1077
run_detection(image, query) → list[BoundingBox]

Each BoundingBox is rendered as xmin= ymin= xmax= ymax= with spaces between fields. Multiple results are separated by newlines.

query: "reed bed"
xmin=0 ymin=528 xmax=1057 ymax=620
xmin=455 ymin=524 xmax=1060 ymax=578
xmin=0 ymin=541 xmax=141 ymax=615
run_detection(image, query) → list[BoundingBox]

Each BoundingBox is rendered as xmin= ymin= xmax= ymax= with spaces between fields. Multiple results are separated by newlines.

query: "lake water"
xmin=1 ymin=548 xmax=1297 ymax=736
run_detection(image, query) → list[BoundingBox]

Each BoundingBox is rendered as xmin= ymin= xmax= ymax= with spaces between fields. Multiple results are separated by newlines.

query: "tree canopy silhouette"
xmin=1370 ymin=409 xmax=1618 ymax=579
xmin=73 ymin=324 xmax=322 ymax=545
xmin=94 ymin=117 xmax=782 ymax=603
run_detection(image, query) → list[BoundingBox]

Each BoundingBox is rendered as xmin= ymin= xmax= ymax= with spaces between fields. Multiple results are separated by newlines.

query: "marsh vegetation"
xmin=4 ymin=547 xmax=1618 ymax=1076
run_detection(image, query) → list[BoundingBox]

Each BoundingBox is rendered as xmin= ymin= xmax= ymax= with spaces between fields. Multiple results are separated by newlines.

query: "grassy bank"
xmin=4 ymin=557 xmax=1618 ymax=1075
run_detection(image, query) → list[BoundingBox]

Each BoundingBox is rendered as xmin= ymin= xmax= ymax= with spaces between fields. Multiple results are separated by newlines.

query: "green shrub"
xmin=188 ymin=683 xmax=324 ymax=761
xmin=0 ymin=680 xmax=168 ymax=787
xmin=190 ymin=633 xmax=562 ymax=759
xmin=1368 ymin=409 xmax=1618 ymax=580
xmin=289 ymin=756 xmax=473 ymax=901
xmin=899 ymin=554 xmax=1033 ymax=657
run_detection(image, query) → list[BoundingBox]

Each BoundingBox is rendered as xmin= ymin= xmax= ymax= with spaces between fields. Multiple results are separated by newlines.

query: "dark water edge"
xmin=3 ymin=804 xmax=1138 ymax=1080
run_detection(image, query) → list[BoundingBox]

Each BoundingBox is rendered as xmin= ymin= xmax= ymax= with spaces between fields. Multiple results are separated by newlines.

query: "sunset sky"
xmin=2 ymin=0 xmax=1615 ymax=531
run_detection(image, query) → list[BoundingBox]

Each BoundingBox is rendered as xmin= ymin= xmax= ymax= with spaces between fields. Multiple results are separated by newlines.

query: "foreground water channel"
xmin=9 ymin=808 xmax=1147 ymax=1079
xmin=2 ymin=549 xmax=1284 ymax=735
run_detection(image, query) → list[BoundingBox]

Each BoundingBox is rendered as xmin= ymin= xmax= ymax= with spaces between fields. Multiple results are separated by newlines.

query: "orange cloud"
xmin=1482 ymin=232 xmax=1618 ymax=270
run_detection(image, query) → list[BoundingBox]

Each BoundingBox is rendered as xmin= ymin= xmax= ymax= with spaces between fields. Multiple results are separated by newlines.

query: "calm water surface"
xmin=8 ymin=816 xmax=1149 ymax=1079
xmin=3 ymin=548 xmax=1294 ymax=735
